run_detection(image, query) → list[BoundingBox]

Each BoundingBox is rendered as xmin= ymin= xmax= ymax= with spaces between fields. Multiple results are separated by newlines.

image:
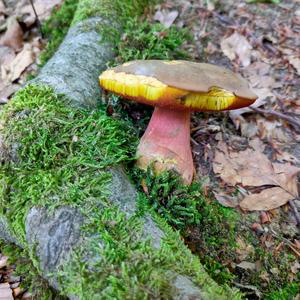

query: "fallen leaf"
xmin=288 ymin=56 xmax=300 ymax=75
xmin=0 ymin=255 xmax=8 ymax=268
xmin=240 ymin=187 xmax=294 ymax=211
xmin=5 ymin=43 xmax=34 ymax=82
xmin=213 ymin=191 xmax=238 ymax=207
xmin=0 ymin=82 xmax=19 ymax=102
xmin=213 ymin=139 xmax=300 ymax=210
xmin=153 ymin=10 xmax=178 ymax=28
xmin=260 ymin=211 xmax=271 ymax=224
xmin=0 ymin=45 xmax=15 ymax=68
xmin=229 ymin=62 xmax=277 ymax=127
xmin=18 ymin=0 xmax=63 ymax=27
xmin=221 ymin=32 xmax=252 ymax=67
xmin=0 ymin=17 xmax=23 ymax=51
xmin=257 ymin=119 xmax=292 ymax=143
xmin=236 ymin=261 xmax=256 ymax=271
xmin=0 ymin=283 xmax=13 ymax=300
xmin=214 ymin=139 xmax=300 ymax=190
xmin=291 ymin=260 xmax=300 ymax=274
xmin=236 ymin=236 xmax=255 ymax=261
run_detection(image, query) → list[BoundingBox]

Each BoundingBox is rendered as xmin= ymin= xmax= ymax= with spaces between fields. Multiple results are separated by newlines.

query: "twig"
xmin=29 ymin=0 xmax=43 ymax=38
xmin=251 ymin=107 xmax=300 ymax=131
xmin=270 ymin=228 xmax=300 ymax=258
xmin=289 ymin=199 xmax=300 ymax=228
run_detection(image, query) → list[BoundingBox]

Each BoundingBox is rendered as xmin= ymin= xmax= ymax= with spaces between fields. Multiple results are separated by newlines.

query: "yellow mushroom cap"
xmin=99 ymin=60 xmax=257 ymax=111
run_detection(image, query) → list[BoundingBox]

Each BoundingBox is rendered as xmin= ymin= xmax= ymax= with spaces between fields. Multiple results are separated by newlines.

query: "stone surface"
xmin=172 ymin=274 xmax=205 ymax=300
xmin=33 ymin=17 xmax=114 ymax=109
xmin=109 ymin=167 xmax=137 ymax=216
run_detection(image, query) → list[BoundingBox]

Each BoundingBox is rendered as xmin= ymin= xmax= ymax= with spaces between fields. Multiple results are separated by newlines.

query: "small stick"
xmin=251 ymin=107 xmax=300 ymax=130
xmin=29 ymin=0 xmax=43 ymax=38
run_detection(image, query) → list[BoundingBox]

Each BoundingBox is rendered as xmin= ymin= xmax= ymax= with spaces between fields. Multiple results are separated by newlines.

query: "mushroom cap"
xmin=99 ymin=60 xmax=257 ymax=111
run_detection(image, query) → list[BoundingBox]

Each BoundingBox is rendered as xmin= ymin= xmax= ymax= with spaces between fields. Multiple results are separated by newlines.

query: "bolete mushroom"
xmin=99 ymin=60 xmax=257 ymax=184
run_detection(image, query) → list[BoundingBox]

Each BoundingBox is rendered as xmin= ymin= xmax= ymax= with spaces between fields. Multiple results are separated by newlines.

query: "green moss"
xmin=40 ymin=0 xmax=79 ymax=66
xmin=243 ymin=244 xmax=300 ymax=299
xmin=0 ymin=85 xmax=137 ymax=243
xmin=130 ymin=169 xmax=240 ymax=285
xmin=115 ymin=18 xmax=190 ymax=63
xmin=72 ymin=0 xmax=153 ymax=25
xmin=265 ymin=281 xmax=299 ymax=300
xmin=55 ymin=204 xmax=242 ymax=300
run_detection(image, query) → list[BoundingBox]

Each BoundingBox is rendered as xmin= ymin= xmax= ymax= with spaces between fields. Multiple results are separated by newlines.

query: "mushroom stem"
xmin=136 ymin=106 xmax=194 ymax=184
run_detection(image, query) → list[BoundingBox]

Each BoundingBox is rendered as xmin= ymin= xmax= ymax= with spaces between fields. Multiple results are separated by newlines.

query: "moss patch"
xmin=72 ymin=0 xmax=153 ymax=26
xmin=131 ymin=170 xmax=239 ymax=284
xmin=114 ymin=18 xmax=190 ymax=63
xmin=0 ymin=85 xmax=137 ymax=244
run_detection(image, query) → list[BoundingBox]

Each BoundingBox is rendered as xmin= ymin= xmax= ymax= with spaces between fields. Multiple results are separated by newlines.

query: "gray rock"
xmin=172 ymin=274 xmax=205 ymax=300
xmin=142 ymin=215 xmax=165 ymax=249
xmin=25 ymin=206 xmax=84 ymax=290
xmin=109 ymin=167 xmax=137 ymax=216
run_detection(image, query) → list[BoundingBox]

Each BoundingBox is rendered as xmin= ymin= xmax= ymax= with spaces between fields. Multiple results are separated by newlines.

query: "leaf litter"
xmin=0 ymin=0 xmax=63 ymax=103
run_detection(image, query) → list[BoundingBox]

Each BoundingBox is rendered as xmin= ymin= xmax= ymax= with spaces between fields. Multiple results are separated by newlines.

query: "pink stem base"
xmin=136 ymin=106 xmax=194 ymax=184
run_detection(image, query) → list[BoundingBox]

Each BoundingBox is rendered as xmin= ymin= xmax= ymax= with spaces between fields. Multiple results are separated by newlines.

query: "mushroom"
xmin=99 ymin=60 xmax=257 ymax=184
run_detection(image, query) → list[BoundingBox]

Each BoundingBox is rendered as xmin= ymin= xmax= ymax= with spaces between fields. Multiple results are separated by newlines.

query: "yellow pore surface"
xmin=99 ymin=70 xmax=237 ymax=111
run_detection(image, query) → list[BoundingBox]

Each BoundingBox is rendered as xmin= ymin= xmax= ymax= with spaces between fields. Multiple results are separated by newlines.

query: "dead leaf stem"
xmin=251 ymin=107 xmax=300 ymax=131
xmin=29 ymin=0 xmax=43 ymax=38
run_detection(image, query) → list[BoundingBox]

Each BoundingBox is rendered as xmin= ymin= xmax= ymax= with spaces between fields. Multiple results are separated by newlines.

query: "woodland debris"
xmin=0 ymin=283 xmax=13 ymax=300
xmin=221 ymin=32 xmax=252 ymax=67
xmin=213 ymin=138 xmax=300 ymax=211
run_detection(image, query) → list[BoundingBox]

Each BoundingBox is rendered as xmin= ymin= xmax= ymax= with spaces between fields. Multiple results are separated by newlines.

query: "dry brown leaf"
xmin=288 ymin=56 xmax=300 ymax=75
xmin=0 ymin=283 xmax=14 ymax=300
xmin=18 ymin=0 xmax=63 ymax=27
xmin=291 ymin=260 xmax=300 ymax=274
xmin=0 ymin=82 xmax=19 ymax=102
xmin=0 ymin=45 xmax=15 ymax=69
xmin=213 ymin=139 xmax=300 ymax=210
xmin=239 ymin=187 xmax=294 ymax=211
xmin=229 ymin=62 xmax=278 ymax=127
xmin=257 ymin=119 xmax=292 ymax=143
xmin=0 ymin=17 xmax=23 ymax=51
xmin=213 ymin=139 xmax=274 ymax=187
xmin=5 ymin=43 xmax=34 ymax=82
xmin=153 ymin=10 xmax=178 ymax=28
xmin=236 ymin=236 xmax=255 ymax=261
xmin=221 ymin=32 xmax=252 ymax=67
xmin=213 ymin=191 xmax=239 ymax=207
xmin=236 ymin=261 xmax=256 ymax=271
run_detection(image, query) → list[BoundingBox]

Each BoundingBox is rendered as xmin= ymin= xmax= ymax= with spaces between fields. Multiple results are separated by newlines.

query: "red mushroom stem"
xmin=136 ymin=106 xmax=194 ymax=184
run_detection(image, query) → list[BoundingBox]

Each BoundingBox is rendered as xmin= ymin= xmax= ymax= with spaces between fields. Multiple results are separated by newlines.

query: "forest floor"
xmin=0 ymin=0 xmax=299 ymax=299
